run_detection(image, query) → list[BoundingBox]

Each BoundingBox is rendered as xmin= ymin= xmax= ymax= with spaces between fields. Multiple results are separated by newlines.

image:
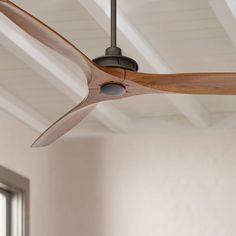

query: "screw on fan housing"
xmin=93 ymin=0 xmax=139 ymax=72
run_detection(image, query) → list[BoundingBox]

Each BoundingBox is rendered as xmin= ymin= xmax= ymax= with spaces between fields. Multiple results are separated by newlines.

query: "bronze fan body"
xmin=1 ymin=0 xmax=236 ymax=147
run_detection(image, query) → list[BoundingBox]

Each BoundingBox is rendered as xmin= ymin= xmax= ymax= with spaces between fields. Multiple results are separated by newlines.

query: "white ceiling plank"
xmin=0 ymin=14 xmax=129 ymax=133
xmin=168 ymin=94 xmax=209 ymax=128
xmin=0 ymin=84 xmax=50 ymax=133
xmin=209 ymin=0 xmax=236 ymax=126
xmin=77 ymin=0 xmax=210 ymax=128
xmin=214 ymin=113 xmax=236 ymax=128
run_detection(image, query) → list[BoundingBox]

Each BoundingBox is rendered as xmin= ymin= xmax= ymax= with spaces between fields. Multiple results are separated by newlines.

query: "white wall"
xmin=0 ymin=109 xmax=51 ymax=236
xmin=49 ymin=128 xmax=236 ymax=236
xmin=1 ymin=108 xmax=236 ymax=236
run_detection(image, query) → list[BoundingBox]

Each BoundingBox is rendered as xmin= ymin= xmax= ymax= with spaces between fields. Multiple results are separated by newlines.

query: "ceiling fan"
xmin=1 ymin=0 xmax=236 ymax=147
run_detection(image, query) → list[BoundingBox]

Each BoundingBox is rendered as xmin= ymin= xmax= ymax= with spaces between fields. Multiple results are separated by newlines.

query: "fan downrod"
xmin=92 ymin=0 xmax=139 ymax=72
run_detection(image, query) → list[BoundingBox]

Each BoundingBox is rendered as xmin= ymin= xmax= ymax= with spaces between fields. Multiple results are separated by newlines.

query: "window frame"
xmin=0 ymin=165 xmax=30 ymax=236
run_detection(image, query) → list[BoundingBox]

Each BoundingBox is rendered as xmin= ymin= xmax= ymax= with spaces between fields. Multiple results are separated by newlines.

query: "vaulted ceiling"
xmin=1 ymin=0 xmax=236 ymax=140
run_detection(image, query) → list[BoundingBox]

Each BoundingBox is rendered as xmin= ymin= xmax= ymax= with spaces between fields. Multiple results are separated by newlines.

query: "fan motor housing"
xmin=100 ymin=82 xmax=126 ymax=96
xmin=93 ymin=47 xmax=139 ymax=72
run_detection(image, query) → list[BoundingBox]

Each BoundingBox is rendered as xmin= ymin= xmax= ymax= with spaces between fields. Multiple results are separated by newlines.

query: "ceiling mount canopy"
xmin=1 ymin=0 xmax=236 ymax=147
xmin=93 ymin=0 xmax=139 ymax=71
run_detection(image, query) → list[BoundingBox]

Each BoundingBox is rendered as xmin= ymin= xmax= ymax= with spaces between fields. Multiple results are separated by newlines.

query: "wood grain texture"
xmin=34 ymin=66 xmax=236 ymax=146
xmin=126 ymin=71 xmax=236 ymax=95
xmin=31 ymin=67 xmax=236 ymax=146
xmin=32 ymin=67 xmax=158 ymax=147
xmin=31 ymin=97 xmax=97 ymax=147
xmin=31 ymin=69 xmax=127 ymax=147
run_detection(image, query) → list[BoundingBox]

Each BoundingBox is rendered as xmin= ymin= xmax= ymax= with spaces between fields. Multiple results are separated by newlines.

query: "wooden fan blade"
xmin=126 ymin=71 xmax=236 ymax=95
xmin=0 ymin=0 xmax=93 ymax=80
xmin=31 ymin=67 xmax=150 ymax=147
xmin=31 ymin=96 xmax=97 ymax=147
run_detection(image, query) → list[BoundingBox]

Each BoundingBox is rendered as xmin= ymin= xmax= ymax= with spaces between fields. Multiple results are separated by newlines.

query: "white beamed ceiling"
xmin=119 ymin=0 xmax=236 ymax=72
xmin=1 ymin=0 xmax=236 ymax=138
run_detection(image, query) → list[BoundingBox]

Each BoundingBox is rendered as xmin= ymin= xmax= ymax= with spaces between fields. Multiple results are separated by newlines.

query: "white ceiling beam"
xmin=77 ymin=0 xmax=210 ymax=128
xmin=209 ymin=0 xmax=236 ymax=47
xmin=0 ymin=84 xmax=50 ymax=133
xmin=0 ymin=15 xmax=87 ymax=102
xmin=0 ymin=14 xmax=129 ymax=132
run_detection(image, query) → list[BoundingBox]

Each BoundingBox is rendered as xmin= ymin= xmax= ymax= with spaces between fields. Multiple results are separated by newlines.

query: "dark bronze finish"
xmin=93 ymin=0 xmax=139 ymax=71
xmin=100 ymin=82 xmax=126 ymax=96
xmin=111 ymin=0 xmax=117 ymax=47
xmin=93 ymin=54 xmax=139 ymax=71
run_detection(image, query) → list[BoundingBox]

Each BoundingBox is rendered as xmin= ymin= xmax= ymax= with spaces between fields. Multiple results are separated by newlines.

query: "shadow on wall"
xmin=47 ymin=137 xmax=104 ymax=236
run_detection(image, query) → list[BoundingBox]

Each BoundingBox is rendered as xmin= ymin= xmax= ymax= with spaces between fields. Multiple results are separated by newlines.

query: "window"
xmin=0 ymin=189 xmax=10 ymax=236
xmin=0 ymin=190 xmax=7 ymax=236
xmin=0 ymin=166 xmax=29 ymax=236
